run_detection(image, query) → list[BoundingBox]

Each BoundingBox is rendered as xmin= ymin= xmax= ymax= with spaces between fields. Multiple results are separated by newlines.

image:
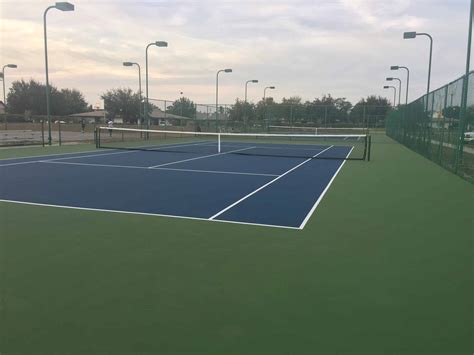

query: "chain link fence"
xmin=0 ymin=113 xmax=134 ymax=147
xmin=1 ymin=97 xmax=391 ymax=147
xmin=386 ymin=71 xmax=474 ymax=183
xmin=148 ymin=98 xmax=389 ymax=133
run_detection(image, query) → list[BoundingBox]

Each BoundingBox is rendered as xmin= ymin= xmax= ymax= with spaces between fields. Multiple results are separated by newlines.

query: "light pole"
xmin=263 ymin=86 xmax=275 ymax=102
xmin=245 ymin=79 xmax=258 ymax=103
xmin=2 ymin=64 xmax=17 ymax=105
xmin=216 ymin=68 xmax=232 ymax=132
xmin=384 ymin=85 xmax=397 ymax=107
xmin=44 ymin=2 xmax=75 ymax=145
xmin=145 ymin=41 xmax=168 ymax=130
xmin=403 ymin=31 xmax=433 ymax=109
xmin=123 ymin=62 xmax=142 ymax=127
xmin=391 ymin=66 xmax=410 ymax=104
xmin=386 ymin=77 xmax=402 ymax=106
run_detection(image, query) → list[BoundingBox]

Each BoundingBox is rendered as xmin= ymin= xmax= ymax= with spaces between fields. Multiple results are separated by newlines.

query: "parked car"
xmin=463 ymin=131 xmax=474 ymax=144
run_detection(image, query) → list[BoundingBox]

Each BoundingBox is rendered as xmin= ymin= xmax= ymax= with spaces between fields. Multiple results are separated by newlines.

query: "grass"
xmin=0 ymin=134 xmax=472 ymax=354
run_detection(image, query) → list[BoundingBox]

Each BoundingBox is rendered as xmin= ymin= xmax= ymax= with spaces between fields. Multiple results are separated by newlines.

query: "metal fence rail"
xmin=386 ymin=71 xmax=474 ymax=183
xmin=149 ymin=98 xmax=389 ymax=133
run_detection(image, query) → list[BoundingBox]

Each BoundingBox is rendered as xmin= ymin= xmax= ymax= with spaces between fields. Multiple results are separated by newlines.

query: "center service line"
xmin=148 ymin=146 xmax=256 ymax=169
xmin=209 ymin=145 xmax=334 ymax=220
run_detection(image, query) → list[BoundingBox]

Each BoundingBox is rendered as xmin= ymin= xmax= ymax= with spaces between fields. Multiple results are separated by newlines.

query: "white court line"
xmin=41 ymin=149 xmax=140 ymax=161
xmin=298 ymin=147 xmax=354 ymax=230
xmin=0 ymin=141 xmax=213 ymax=167
xmin=0 ymin=199 xmax=300 ymax=231
xmin=40 ymin=160 xmax=278 ymax=177
xmin=0 ymin=160 xmax=42 ymax=167
xmin=0 ymin=150 xmax=140 ymax=167
xmin=0 ymin=148 xmax=102 ymax=162
xmin=209 ymin=145 xmax=334 ymax=220
xmin=151 ymin=167 xmax=277 ymax=177
xmin=40 ymin=160 xmax=147 ymax=169
xmin=44 ymin=141 xmax=213 ymax=162
xmin=145 ymin=141 xmax=214 ymax=151
xmin=219 ymin=143 xmax=327 ymax=152
xmin=148 ymin=146 xmax=256 ymax=169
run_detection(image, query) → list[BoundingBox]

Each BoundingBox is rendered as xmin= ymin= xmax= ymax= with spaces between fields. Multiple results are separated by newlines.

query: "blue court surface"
xmin=0 ymin=141 xmax=354 ymax=229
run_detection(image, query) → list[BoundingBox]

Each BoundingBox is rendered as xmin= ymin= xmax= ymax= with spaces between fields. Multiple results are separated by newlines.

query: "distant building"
xmin=69 ymin=108 xmax=192 ymax=126
xmin=69 ymin=110 xmax=106 ymax=124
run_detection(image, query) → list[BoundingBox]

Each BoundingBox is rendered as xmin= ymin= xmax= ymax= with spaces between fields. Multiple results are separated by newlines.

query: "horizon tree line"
xmin=3 ymin=78 xmax=395 ymax=126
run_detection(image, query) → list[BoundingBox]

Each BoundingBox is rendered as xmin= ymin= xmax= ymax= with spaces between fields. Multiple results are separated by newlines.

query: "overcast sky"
xmin=0 ymin=0 xmax=472 ymax=108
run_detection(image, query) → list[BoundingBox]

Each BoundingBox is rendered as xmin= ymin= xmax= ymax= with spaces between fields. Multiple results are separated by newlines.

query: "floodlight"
xmin=403 ymin=31 xmax=417 ymax=39
xmin=55 ymin=2 xmax=74 ymax=11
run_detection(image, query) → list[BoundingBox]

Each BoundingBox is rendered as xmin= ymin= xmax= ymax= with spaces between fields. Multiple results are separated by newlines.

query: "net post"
xmin=218 ymin=133 xmax=221 ymax=153
xmin=94 ymin=127 xmax=98 ymax=148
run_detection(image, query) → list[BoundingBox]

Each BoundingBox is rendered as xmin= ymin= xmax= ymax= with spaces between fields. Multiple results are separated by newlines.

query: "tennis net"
xmin=96 ymin=127 xmax=371 ymax=161
xmin=268 ymin=125 xmax=369 ymax=135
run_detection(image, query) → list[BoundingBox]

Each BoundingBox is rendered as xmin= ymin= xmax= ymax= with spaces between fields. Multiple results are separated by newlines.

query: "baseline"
xmin=0 ymin=199 xmax=299 ymax=230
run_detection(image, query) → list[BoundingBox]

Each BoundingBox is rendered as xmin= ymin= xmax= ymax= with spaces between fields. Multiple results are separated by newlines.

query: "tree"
xmin=281 ymin=96 xmax=302 ymax=105
xmin=6 ymin=79 xmax=88 ymax=115
xmin=57 ymin=88 xmax=88 ymax=115
xmin=166 ymin=97 xmax=197 ymax=118
xmin=442 ymin=106 xmax=460 ymax=120
xmin=351 ymin=96 xmax=392 ymax=127
xmin=101 ymin=88 xmax=141 ymax=123
xmin=228 ymin=99 xmax=256 ymax=122
xmin=7 ymin=79 xmax=46 ymax=115
xmin=304 ymin=94 xmax=352 ymax=126
xmin=277 ymin=96 xmax=304 ymax=124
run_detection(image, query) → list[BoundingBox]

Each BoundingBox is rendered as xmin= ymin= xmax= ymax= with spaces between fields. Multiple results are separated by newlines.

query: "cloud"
xmin=0 ymin=0 xmax=471 ymax=106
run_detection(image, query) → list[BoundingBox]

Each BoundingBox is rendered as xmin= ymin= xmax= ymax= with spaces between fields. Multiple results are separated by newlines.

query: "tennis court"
xmin=1 ymin=133 xmax=472 ymax=354
xmin=0 ymin=128 xmax=370 ymax=229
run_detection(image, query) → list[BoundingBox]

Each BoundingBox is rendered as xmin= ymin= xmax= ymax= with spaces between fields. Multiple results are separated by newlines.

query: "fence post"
xmin=41 ymin=120 xmax=45 ymax=147
xmin=324 ymin=106 xmax=328 ymax=127
xmin=58 ymin=121 xmax=62 ymax=146
xmin=455 ymin=0 xmax=472 ymax=174
xmin=290 ymin=104 xmax=293 ymax=126
xmin=164 ymin=100 xmax=167 ymax=123
xmin=427 ymin=92 xmax=435 ymax=158
xmin=438 ymin=85 xmax=449 ymax=164
xmin=363 ymin=105 xmax=367 ymax=130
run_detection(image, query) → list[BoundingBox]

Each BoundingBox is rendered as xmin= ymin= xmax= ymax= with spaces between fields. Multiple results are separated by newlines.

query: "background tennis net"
xmin=96 ymin=127 xmax=371 ymax=161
